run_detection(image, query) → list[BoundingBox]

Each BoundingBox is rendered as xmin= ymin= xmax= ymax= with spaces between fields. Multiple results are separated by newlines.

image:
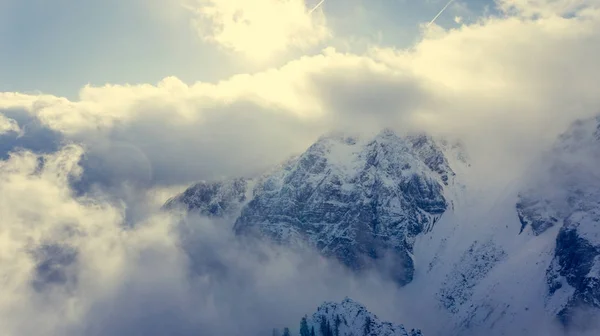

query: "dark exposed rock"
xmin=516 ymin=196 xmax=561 ymax=235
xmin=163 ymin=178 xmax=251 ymax=217
xmin=518 ymin=115 xmax=600 ymax=324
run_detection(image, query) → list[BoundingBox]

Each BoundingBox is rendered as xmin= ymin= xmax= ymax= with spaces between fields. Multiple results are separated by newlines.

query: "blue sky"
xmin=0 ymin=0 xmax=496 ymax=99
xmin=0 ymin=0 xmax=222 ymax=98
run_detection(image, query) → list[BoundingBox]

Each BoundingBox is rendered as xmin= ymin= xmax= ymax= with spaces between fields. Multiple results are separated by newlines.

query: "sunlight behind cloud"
xmin=185 ymin=0 xmax=331 ymax=60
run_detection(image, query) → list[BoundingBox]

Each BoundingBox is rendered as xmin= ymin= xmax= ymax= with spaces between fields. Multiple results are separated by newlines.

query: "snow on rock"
xmin=516 ymin=196 xmax=562 ymax=235
xmin=233 ymin=129 xmax=456 ymax=285
xmin=516 ymin=115 xmax=600 ymax=325
xmin=165 ymin=129 xmax=464 ymax=287
xmin=163 ymin=178 xmax=254 ymax=218
xmin=437 ymin=240 xmax=507 ymax=314
xmin=297 ymin=297 xmax=422 ymax=336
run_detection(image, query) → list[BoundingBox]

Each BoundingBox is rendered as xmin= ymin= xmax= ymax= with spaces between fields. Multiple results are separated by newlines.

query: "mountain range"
xmin=165 ymin=117 xmax=600 ymax=335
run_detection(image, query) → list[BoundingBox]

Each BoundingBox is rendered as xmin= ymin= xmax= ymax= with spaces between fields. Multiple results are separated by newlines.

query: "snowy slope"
xmin=527 ymin=116 xmax=600 ymax=325
xmin=399 ymin=115 xmax=600 ymax=336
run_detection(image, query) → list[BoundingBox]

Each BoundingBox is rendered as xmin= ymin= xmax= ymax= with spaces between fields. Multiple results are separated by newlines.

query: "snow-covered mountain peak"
xmin=232 ymin=129 xmax=457 ymax=285
xmin=162 ymin=119 xmax=600 ymax=334
xmin=518 ymin=115 xmax=600 ymax=236
xmin=162 ymin=177 xmax=254 ymax=218
xmin=300 ymin=298 xmax=423 ymax=336
xmin=315 ymin=131 xmax=361 ymax=146
xmin=166 ymin=129 xmax=464 ymax=286
xmin=514 ymin=115 xmax=600 ymax=327
xmin=555 ymin=115 xmax=600 ymax=154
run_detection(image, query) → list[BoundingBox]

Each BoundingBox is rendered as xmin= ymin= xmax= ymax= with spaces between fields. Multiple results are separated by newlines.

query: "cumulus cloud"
xmin=185 ymin=0 xmax=330 ymax=60
xmin=0 ymin=107 xmax=63 ymax=160
xmin=3 ymin=1 xmax=600 ymax=190
xmin=0 ymin=51 xmax=432 ymax=188
xmin=374 ymin=3 xmax=600 ymax=184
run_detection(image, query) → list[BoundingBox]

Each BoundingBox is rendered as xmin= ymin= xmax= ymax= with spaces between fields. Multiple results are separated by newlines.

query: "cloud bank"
xmin=1 ymin=1 xmax=599 ymax=190
xmin=0 ymin=145 xmax=406 ymax=336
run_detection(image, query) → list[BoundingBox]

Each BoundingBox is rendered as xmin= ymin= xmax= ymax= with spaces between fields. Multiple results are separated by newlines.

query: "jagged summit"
xmin=275 ymin=298 xmax=422 ymax=336
xmin=163 ymin=178 xmax=254 ymax=218
xmin=233 ymin=129 xmax=455 ymax=285
xmin=166 ymin=129 xmax=462 ymax=286
xmin=164 ymin=120 xmax=600 ymax=334
xmin=162 ymin=119 xmax=600 ymax=333
xmin=517 ymin=115 xmax=600 ymax=236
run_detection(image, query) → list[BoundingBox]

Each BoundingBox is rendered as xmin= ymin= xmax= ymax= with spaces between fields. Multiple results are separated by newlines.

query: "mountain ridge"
xmin=165 ymin=120 xmax=600 ymax=335
xmin=169 ymin=129 xmax=466 ymax=286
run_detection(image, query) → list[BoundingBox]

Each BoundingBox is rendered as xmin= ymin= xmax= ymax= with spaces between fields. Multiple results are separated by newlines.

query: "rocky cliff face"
xmin=163 ymin=178 xmax=253 ymax=218
xmin=516 ymin=116 xmax=600 ymax=325
xmin=166 ymin=130 xmax=461 ymax=286
xmin=232 ymin=130 xmax=455 ymax=285
xmin=164 ymin=120 xmax=600 ymax=335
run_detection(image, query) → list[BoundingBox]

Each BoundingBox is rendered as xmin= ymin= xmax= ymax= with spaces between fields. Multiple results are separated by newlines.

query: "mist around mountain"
xmin=164 ymin=117 xmax=600 ymax=336
xmin=2 ymin=103 xmax=600 ymax=335
xmin=2 ymin=105 xmax=600 ymax=335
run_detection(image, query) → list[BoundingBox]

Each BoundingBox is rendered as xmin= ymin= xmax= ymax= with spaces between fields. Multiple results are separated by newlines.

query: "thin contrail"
xmin=427 ymin=0 xmax=455 ymax=27
xmin=309 ymin=0 xmax=326 ymax=14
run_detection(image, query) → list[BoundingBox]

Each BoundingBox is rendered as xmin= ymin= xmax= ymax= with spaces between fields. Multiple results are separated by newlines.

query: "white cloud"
xmin=0 ymin=145 xmax=125 ymax=334
xmin=0 ymin=145 xmax=404 ymax=336
xmin=2 ymin=2 xmax=599 ymax=188
xmin=373 ymin=4 xmax=600 ymax=182
xmin=0 ymin=50 xmax=429 ymax=186
xmin=185 ymin=0 xmax=331 ymax=60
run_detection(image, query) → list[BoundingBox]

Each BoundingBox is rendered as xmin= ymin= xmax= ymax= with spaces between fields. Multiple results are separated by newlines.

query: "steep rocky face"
xmin=163 ymin=178 xmax=252 ymax=218
xmin=517 ymin=115 xmax=600 ymax=324
xmin=407 ymin=134 xmax=456 ymax=186
xmin=516 ymin=196 xmax=561 ymax=235
xmin=548 ymin=206 xmax=600 ymax=325
xmin=233 ymin=130 xmax=453 ymax=285
xmin=279 ymin=298 xmax=422 ymax=336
